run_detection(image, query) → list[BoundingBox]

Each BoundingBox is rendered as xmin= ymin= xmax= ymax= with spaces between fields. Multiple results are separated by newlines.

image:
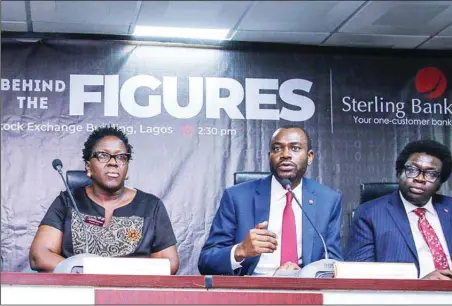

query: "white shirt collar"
xmin=399 ymin=191 xmax=436 ymax=216
xmin=271 ymin=175 xmax=303 ymax=202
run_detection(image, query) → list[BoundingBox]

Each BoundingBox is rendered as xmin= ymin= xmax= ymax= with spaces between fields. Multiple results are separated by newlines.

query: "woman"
xmin=30 ymin=126 xmax=179 ymax=274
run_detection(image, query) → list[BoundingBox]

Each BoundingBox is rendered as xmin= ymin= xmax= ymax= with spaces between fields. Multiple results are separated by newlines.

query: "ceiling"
xmin=2 ymin=1 xmax=452 ymax=49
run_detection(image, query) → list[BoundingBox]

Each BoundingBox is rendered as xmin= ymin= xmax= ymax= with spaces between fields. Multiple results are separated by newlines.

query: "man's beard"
xmin=270 ymin=161 xmax=307 ymax=181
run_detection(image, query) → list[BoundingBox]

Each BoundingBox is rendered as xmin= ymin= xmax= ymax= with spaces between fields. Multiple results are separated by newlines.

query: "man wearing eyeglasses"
xmin=346 ymin=140 xmax=452 ymax=280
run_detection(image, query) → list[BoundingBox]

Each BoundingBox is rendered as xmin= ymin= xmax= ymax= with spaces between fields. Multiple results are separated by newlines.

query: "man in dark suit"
xmin=346 ymin=140 xmax=452 ymax=280
xmin=198 ymin=126 xmax=343 ymax=276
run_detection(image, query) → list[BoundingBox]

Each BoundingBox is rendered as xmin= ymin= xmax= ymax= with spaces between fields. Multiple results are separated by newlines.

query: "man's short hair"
xmin=395 ymin=139 xmax=452 ymax=183
xmin=269 ymin=125 xmax=312 ymax=151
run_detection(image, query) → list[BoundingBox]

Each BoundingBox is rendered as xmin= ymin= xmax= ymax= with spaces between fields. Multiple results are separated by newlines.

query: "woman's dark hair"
xmin=395 ymin=139 xmax=452 ymax=183
xmin=82 ymin=126 xmax=133 ymax=162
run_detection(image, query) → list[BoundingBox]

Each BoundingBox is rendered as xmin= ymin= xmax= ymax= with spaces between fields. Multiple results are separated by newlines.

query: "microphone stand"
xmin=274 ymin=177 xmax=337 ymax=278
xmin=286 ymin=187 xmax=336 ymax=278
xmin=55 ymin=167 xmax=89 ymax=254
xmin=52 ymin=161 xmax=99 ymax=273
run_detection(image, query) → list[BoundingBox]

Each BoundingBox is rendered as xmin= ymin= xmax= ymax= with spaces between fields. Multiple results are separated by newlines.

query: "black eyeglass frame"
xmin=403 ymin=165 xmax=440 ymax=183
xmin=90 ymin=151 xmax=132 ymax=165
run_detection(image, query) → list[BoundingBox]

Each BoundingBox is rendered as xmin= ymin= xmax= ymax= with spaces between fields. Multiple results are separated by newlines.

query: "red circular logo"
xmin=415 ymin=67 xmax=447 ymax=99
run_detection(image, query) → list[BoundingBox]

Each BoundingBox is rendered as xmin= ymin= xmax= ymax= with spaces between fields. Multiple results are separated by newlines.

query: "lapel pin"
xmin=444 ymin=208 xmax=449 ymax=213
xmin=309 ymin=200 xmax=313 ymax=205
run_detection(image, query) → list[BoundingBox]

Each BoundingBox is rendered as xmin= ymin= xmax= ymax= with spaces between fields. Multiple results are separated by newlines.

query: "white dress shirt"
xmin=230 ymin=176 xmax=303 ymax=275
xmin=400 ymin=192 xmax=452 ymax=278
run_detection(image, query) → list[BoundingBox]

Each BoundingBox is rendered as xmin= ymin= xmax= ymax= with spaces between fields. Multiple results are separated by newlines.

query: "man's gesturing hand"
xmin=234 ymin=221 xmax=277 ymax=262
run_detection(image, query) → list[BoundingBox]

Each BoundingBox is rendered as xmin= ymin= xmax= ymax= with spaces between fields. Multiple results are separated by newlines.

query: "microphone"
xmin=52 ymin=159 xmax=98 ymax=273
xmin=52 ymin=159 xmax=63 ymax=171
xmin=280 ymin=179 xmax=329 ymax=260
xmin=52 ymin=159 xmax=89 ymax=254
xmin=277 ymin=178 xmax=336 ymax=278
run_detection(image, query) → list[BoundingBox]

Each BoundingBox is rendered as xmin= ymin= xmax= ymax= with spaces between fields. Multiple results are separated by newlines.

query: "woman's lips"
xmin=106 ymin=172 xmax=119 ymax=178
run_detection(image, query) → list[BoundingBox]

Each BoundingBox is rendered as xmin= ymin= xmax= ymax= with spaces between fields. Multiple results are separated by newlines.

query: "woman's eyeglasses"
xmin=91 ymin=151 xmax=131 ymax=165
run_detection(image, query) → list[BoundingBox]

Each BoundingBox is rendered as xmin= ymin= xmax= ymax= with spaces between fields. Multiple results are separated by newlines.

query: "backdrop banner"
xmin=1 ymin=39 xmax=451 ymax=273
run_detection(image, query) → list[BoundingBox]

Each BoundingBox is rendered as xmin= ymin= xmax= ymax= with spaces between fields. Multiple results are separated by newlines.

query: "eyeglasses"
xmin=404 ymin=165 xmax=440 ymax=183
xmin=91 ymin=151 xmax=131 ymax=165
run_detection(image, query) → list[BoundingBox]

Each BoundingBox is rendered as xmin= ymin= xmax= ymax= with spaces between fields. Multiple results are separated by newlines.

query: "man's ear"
xmin=307 ymin=150 xmax=314 ymax=165
xmin=434 ymin=180 xmax=443 ymax=193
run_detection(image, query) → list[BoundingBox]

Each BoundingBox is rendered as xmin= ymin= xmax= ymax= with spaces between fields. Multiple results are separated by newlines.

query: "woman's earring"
xmin=87 ymin=171 xmax=92 ymax=178
xmin=125 ymin=175 xmax=129 ymax=180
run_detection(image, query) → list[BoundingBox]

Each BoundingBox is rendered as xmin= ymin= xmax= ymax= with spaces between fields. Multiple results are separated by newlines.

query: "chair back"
xmin=360 ymin=182 xmax=399 ymax=204
xmin=66 ymin=170 xmax=92 ymax=190
xmin=234 ymin=172 xmax=270 ymax=185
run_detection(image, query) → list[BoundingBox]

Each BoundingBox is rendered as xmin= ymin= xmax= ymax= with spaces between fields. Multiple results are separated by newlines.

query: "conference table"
xmin=1 ymin=272 xmax=451 ymax=304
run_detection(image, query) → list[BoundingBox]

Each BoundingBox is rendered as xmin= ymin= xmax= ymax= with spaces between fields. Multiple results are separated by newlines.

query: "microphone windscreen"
xmin=280 ymin=178 xmax=292 ymax=190
xmin=52 ymin=159 xmax=63 ymax=170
